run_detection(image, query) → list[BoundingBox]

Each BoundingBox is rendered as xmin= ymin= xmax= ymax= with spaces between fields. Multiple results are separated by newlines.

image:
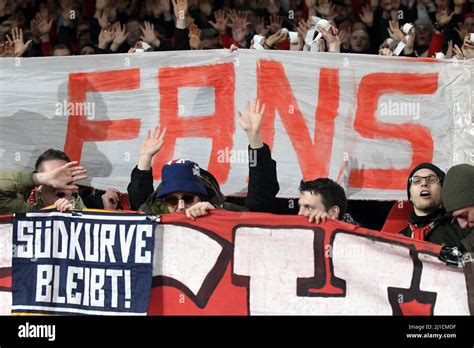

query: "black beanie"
xmin=407 ymin=162 xmax=446 ymax=200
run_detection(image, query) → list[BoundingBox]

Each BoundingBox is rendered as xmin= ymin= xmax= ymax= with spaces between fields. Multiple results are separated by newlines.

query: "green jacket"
xmin=0 ymin=170 xmax=86 ymax=214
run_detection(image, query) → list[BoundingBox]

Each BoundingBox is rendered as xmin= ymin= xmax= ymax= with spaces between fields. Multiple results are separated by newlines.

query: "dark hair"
xmin=35 ymin=149 xmax=71 ymax=171
xmin=299 ymin=178 xmax=347 ymax=219
xmin=52 ymin=44 xmax=70 ymax=52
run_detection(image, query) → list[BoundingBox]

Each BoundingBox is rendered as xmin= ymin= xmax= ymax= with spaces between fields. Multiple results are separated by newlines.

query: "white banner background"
xmin=0 ymin=50 xmax=472 ymax=199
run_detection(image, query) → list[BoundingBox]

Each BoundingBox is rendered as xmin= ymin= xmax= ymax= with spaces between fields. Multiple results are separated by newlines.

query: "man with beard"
xmin=398 ymin=163 xmax=471 ymax=249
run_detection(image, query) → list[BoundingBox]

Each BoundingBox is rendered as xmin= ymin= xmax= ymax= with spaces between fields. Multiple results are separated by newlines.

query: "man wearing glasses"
xmin=399 ymin=163 xmax=470 ymax=249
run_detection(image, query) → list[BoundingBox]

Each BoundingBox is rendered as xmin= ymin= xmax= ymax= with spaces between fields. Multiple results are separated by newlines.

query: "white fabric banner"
xmin=0 ymin=50 xmax=473 ymax=199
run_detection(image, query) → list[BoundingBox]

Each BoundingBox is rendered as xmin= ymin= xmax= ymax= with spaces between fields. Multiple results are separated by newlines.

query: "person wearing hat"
xmin=442 ymin=163 xmax=474 ymax=251
xmin=398 ymin=162 xmax=470 ymax=249
xmin=127 ymin=125 xmax=248 ymax=219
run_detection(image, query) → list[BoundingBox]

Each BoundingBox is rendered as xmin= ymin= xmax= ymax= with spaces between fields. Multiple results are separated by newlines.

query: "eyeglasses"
xmin=164 ymin=194 xmax=197 ymax=207
xmin=409 ymin=175 xmax=440 ymax=185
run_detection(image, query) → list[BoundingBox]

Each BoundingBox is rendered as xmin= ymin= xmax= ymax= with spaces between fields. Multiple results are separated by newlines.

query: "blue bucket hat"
xmin=156 ymin=159 xmax=207 ymax=198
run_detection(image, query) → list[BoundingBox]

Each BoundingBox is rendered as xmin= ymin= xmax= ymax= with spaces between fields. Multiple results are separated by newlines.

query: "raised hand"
xmin=140 ymin=20 xmax=161 ymax=48
xmin=237 ymin=99 xmax=265 ymax=149
xmin=208 ymin=9 xmax=228 ymax=34
xmin=360 ymin=4 xmax=374 ymax=27
xmin=387 ymin=20 xmax=404 ymax=42
xmin=254 ymin=16 xmax=267 ymax=36
xmin=436 ymin=10 xmax=454 ymax=26
xmin=111 ymin=22 xmax=128 ymax=51
xmin=33 ymin=161 xmax=88 ymax=190
xmin=31 ymin=12 xmax=53 ymax=36
xmin=455 ymin=22 xmax=469 ymax=41
xmin=98 ymin=26 xmax=115 ymax=49
xmin=0 ymin=40 xmax=15 ymax=57
xmin=316 ymin=0 xmax=336 ymax=20
xmin=266 ymin=15 xmax=282 ymax=34
xmin=231 ymin=16 xmax=250 ymax=44
xmin=188 ymin=22 xmax=202 ymax=49
xmin=98 ymin=9 xmax=109 ymax=29
xmin=6 ymin=27 xmax=32 ymax=57
xmin=296 ymin=19 xmax=310 ymax=44
xmin=138 ymin=124 xmax=167 ymax=170
xmin=172 ymin=0 xmax=188 ymax=20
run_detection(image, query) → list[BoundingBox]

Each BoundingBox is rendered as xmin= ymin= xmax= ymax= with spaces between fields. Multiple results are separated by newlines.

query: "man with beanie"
xmin=442 ymin=164 xmax=474 ymax=251
xmin=398 ymin=162 xmax=471 ymax=250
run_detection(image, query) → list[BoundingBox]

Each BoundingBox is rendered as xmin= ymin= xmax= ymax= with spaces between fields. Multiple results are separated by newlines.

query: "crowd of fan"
xmin=0 ymin=0 xmax=473 ymax=58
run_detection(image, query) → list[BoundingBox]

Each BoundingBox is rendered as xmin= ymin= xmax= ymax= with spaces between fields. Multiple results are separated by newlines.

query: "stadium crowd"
xmin=0 ymin=0 xmax=472 ymax=58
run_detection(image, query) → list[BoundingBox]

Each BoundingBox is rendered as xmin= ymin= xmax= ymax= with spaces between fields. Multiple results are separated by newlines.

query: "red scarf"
xmin=408 ymin=221 xmax=440 ymax=241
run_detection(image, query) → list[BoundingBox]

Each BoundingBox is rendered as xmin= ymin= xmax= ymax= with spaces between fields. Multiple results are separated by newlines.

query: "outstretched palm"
xmin=237 ymin=99 xmax=265 ymax=135
xmin=141 ymin=124 xmax=167 ymax=157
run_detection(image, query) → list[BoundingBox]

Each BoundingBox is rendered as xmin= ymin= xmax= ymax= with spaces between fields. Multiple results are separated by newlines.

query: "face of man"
xmin=409 ymin=168 xmax=443 ymax=216
xmin=164 ymin=191 xmax=201 ymax=213
xmin=350 ymin=29 xmax=369 ymax=52
xmin=416 ymin=25 xmax=431 ymax=46
xmin=465 ymin=17 xmax=474 ymax=34
xmin=37 ymin=159 xmax=74 ymax=206
xmin=127 ymin=20 xmax=141 ymax=45
xmin=298 ymin=191 xmax=339 ymax=219
xmin=452 ymin=206 xmax=474 ymax=229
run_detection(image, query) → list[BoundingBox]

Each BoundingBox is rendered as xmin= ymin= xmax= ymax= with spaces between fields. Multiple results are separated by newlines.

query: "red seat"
xmin=381 ymin=200 xmax=413 ymax=234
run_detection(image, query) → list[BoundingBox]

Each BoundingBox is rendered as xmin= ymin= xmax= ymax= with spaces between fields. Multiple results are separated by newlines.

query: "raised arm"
xmin=127 ymin=124 xmax=166 ymax=210
xmin=237 ymin=99 xmax=279 ymax=213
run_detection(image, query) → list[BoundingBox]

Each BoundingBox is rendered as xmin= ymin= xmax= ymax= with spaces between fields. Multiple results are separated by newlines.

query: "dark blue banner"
xmin=12 ymin=211 xmax=157 ymax=315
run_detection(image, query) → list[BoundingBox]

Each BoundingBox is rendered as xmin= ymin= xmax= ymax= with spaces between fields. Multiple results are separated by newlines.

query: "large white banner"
xmin=0 ymin=50 xmax=473 ymax=199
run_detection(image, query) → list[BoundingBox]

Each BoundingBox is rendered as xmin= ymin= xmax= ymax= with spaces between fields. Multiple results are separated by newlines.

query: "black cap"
xmin=407 ymin=162 xmax=446 ymax=200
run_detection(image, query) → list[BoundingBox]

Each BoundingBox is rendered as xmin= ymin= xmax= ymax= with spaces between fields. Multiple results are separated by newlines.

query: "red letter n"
xmin=257 ymin=60 xmax=340 ymax=179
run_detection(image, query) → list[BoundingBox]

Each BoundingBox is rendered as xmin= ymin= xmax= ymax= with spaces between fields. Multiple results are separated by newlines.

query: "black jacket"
xmin=399 ymin=208 xmax=473 ymax=252
xmin=245 ymin=144 xmax=279 ymax=213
